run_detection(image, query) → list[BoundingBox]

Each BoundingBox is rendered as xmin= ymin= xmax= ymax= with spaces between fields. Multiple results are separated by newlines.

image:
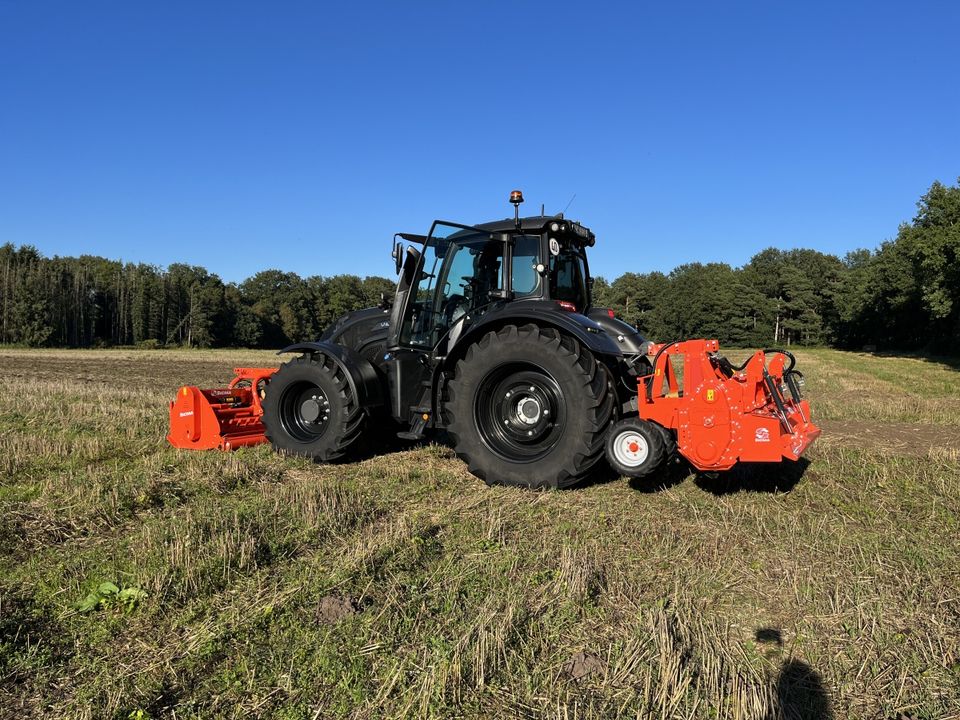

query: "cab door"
xmin=386 ymin=221 xmax=482 ymax=423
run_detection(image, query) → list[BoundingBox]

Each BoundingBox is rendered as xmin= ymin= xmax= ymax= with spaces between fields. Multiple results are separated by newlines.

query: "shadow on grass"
xmin=774 ymin=659 xmax=834 ymax=720
xmin=755 ymin=627 xmax=834 ymax=720
xmin=615 ymin=456 xmax=811 ymax=495
xmin=336 ymin=424 xmax=812 ymax=497
xmin=335 ymin=417 xmax=428 ymax=463
xmin=0 ymin=589 xmax=71 ymax=696
xmin=694 ymin=457 xmax=811 ymax=496
xmin=625 ymin=458 xmax=690 ymax=493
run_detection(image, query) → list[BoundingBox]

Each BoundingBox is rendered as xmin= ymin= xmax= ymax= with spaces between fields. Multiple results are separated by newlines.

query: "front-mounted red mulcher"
xmin=604 ymin=339 xmax=821 ymax=478
xmin=167 ymin=367 xmax=278 ymax=451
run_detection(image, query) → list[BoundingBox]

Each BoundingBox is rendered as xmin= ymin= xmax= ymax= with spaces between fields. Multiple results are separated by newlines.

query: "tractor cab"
xmin=380 ymin=191 xmax=614 ymax=435
xmin=389 ymin=192 xmax=597 ymax=358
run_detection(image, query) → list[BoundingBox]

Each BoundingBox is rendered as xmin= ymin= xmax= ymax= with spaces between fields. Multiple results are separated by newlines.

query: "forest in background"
xmin=2 ymin=179 xmax=958 ymax=353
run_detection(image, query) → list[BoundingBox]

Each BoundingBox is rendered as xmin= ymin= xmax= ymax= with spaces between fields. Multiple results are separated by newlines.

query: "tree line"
xmin=0 ymin=249 xmax=394 ymax=349
xmin=591 ymin=179 xmax=959 ymax=353
xmin=1 ymin=179 xmax=957 ymax=352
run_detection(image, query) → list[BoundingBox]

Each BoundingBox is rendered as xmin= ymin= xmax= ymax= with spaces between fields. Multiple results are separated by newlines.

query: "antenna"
xmin=562 ymin=193 xmax=577 ymax=215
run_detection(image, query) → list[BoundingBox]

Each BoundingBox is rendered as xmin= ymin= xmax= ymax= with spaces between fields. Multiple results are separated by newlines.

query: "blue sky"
xmin=1 ymin=1 xmax=957 ymax=283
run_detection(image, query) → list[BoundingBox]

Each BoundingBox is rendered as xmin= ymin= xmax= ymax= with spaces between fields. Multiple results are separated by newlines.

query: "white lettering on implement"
xmin=755 ymin=427 xmax=770 ymax=443
xmin=179 ymin=411 xmax=194 ymax=418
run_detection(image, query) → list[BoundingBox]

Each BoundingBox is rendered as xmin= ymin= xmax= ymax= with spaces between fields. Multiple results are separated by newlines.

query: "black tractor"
xmin=260 ymin=191 xmax=651 ymax=489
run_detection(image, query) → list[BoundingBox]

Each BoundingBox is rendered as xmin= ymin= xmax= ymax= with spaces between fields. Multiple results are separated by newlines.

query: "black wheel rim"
xmin=278 ymin=380 xmax=331 ymax=443
xmin=474 ymin=363 xmax=567 ymax=462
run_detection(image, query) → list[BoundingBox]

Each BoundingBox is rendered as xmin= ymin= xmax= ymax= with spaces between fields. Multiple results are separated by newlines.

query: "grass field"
xmin=2 ymin=347 xmax=959 ymax=719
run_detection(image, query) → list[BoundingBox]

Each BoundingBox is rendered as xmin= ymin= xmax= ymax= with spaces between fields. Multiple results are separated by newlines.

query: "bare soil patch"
xmin=316 ymin=594 xmax=360 ymax=624
xmin=818 ymin=418 xmax=960 ymax=456
xmin=565 ymin=651 xmax=604 ymax=681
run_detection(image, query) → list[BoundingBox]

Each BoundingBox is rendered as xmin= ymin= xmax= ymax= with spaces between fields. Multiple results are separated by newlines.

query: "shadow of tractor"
xmin=695 ymin=457 xmax=812 ymax=496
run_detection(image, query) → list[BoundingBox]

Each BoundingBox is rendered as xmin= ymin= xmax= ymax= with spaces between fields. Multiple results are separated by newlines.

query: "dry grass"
xmin=1 ymin=347 xmax=959 ymax=719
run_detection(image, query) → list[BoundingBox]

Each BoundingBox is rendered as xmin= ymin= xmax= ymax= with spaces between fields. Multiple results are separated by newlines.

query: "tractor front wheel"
xmin=445 ymin=324 xmax=613 ymax=489
xmin=262 ymin=354 xmax=365 ymax=461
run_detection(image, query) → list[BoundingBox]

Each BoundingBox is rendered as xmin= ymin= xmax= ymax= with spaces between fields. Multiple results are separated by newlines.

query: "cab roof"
xmin=397 ymin=215 xmax=596 ymax=247
xmin=474 ymin=215 xmax=596 ymax=245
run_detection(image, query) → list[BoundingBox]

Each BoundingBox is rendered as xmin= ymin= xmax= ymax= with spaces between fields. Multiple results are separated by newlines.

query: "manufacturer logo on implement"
xmin=754 ymin=427 xmax=770 ymax=443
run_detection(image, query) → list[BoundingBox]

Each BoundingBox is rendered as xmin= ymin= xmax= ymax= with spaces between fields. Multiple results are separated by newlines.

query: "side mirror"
xmin=391 ymin=240 xmax=403 ymax=275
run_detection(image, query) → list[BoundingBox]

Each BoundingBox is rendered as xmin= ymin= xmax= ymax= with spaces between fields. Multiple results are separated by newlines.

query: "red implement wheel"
xmin=605 ymin=418 xmax=668 ymax=478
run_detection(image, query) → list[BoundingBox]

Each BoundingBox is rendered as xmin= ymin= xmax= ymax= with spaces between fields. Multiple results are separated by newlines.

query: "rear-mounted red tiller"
xmin=636 ymin=340 xmax=820 ymax=471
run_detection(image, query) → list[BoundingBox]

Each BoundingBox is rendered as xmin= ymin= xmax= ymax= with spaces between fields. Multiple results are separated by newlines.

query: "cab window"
xmin=550 ymin=249 xmax=589 ymax=311
xmin=511 ymin=235 xmax=542 ymax=297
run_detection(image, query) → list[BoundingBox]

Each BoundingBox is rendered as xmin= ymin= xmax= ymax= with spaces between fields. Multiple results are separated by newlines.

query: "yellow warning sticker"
xmin=706 ymin=389 xmax=715 ymax=402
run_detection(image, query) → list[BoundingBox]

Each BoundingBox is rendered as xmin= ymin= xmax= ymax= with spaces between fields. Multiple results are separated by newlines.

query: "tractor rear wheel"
xmin=604 ymin=418 xmax=668 ymax=478
xmin=262 ymin=354 xmax=365 ymax=461
xmin=445 ymin=324 xmax=614 ymax=489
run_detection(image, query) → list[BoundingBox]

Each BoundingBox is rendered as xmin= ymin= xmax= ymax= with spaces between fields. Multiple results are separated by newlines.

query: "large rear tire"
xmin=445 ymin=324 xmax=614 ymax=489
xmin=262 ymin=354 xmax=365 ymax=461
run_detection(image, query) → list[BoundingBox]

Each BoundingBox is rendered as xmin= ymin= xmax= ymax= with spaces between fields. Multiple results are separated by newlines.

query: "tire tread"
xmin=446 ymin=324 xmax=614 ymax=489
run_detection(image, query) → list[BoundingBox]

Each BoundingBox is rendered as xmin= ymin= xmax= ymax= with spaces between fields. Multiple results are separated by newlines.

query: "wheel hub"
xmin=613 ymin=431 xmax=649 ymax=467
xmin=497 ymin=383 xmax=552 ymax=441
xmin=300 ymin=398 xmax=323 ymax=423
xmin=516 ymin=396 xmax=542 ymax=425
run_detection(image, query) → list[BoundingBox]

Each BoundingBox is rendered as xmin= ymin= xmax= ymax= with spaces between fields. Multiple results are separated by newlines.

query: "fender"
xmin=442 ymin=300 xmax=622 ymax=371
xmin=278 ymin=341 xmax=385 ymax=410
xmin=586 ymin=308 xmax=652 ymax=356
xmin=319 ymin=306 xmax=390 ymax=347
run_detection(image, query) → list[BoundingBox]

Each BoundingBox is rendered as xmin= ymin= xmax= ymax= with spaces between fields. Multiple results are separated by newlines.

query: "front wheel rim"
xmin=474 ymin=364 xmax=567 ymax=462
xmin=278 ymin=380 xmax=332 ymax=443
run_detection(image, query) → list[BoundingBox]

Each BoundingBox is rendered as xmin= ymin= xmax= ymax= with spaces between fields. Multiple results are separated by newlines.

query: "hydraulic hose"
xmin=761 ymin=348 xmax=796 ymax=373
xmin=645 ymin=341 xmax=681 ymax=403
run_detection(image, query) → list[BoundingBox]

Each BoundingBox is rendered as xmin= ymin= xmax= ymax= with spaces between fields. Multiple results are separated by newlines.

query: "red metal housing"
xmin=167 ymin=367 xmax=277 ymax=451
xmin=637 ymin=340 xmax=820 ymax=471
